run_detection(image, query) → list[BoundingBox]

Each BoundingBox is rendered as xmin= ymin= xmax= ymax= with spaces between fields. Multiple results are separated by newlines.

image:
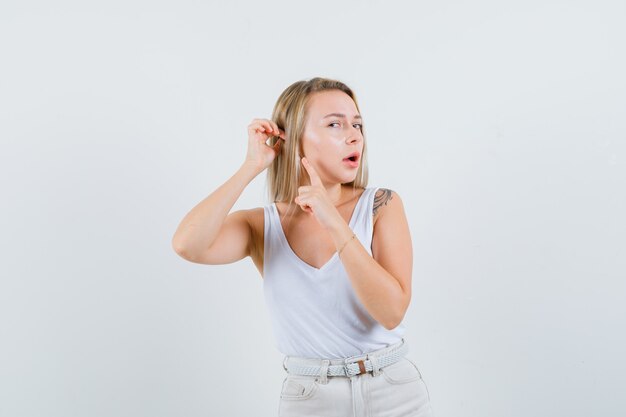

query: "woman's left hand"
xmin=294 ymin=157 xmax=344 ymax=231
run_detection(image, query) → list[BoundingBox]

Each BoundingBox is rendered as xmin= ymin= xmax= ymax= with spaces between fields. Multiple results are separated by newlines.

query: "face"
xmin=301 ymin=90 xmax=364 ymax=186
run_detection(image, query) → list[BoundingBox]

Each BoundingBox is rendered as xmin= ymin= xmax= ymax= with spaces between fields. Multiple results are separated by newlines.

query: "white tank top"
xmin=263 ymin=186 xmax=405 ymax=359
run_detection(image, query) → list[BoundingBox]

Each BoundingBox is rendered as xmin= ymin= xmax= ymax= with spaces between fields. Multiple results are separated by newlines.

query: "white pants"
xmin=278 ymin=338 xmax=434 ymax=417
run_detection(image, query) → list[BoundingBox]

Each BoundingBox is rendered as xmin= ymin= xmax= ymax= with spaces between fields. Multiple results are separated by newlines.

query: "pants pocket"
xmin=381 ymin=357 xmax=422 ymax=384
xmin=278 ymin=375 xmax=329 ymax=417
xmin=280 ymin=375 xmax=319 ymax=400
xmin=370 ymin=359 xmax=434 ymax=416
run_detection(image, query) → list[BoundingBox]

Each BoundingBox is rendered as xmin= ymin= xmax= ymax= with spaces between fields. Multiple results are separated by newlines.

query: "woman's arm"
xmin=331 ymin=189 xmax=413 ymax=330
xmin=171 ymin=162 xmax=262 ymax=264
xmin=172 ymin=118 xmax=284 ymax=265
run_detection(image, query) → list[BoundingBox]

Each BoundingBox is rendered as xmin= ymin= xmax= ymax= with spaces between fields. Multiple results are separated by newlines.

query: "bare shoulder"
xmin=372 ymin=188 xmax=401 ymax=225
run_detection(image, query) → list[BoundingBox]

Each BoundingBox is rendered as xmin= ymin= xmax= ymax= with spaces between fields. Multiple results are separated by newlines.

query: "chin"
xmin=339 ymin=174 xmax=358 ymax=184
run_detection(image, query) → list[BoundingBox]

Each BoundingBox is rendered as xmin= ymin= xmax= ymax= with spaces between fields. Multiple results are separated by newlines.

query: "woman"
xmin=172 ymin=77 xmax=433 ymax=417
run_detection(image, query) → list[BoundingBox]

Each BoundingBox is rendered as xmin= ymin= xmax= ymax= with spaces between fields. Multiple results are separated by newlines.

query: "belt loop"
xmin=368 ymin=353 xmax=381 ymax=377
xmin=317 ymin=359 xmax=330 ymax=384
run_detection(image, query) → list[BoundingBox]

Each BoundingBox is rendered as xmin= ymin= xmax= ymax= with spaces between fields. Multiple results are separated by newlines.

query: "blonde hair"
xmin=266 ymin=77 xmax=369 ymax=204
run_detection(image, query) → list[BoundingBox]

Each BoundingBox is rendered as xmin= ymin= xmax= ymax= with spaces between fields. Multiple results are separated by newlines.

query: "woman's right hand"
xmin=244 ymin=118 xmax=286 ymax=171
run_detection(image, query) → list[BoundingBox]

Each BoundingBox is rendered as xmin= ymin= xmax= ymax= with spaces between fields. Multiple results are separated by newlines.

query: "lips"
xmin=342 ymin=151 xmax=360 ymax=169
xmin=342 ymin=151 xmax=361 ymax=162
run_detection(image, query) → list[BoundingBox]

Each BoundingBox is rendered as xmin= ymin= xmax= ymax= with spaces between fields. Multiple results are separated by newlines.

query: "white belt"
xmin=283 ymin=342 xmax=408 ymax=377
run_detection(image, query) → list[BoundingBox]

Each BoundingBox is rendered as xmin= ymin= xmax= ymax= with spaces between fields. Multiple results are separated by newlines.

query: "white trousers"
xmin=278 ymin=338 xmax=434 ymax=417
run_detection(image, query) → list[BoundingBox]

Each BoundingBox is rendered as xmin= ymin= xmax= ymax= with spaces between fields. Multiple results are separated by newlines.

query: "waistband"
xmin=282 ymin=338 xmax=408 ymax=378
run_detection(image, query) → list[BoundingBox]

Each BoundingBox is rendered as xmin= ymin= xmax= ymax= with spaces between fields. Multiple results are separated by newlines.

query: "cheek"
xmin=301 ymin=132 xmax=324 ymax=156
xmin=302 ymin=130 xmax=344 ymax=159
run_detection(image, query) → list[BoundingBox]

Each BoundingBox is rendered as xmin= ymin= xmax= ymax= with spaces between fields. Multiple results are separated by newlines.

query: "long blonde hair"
xmin=266 ymin=77 xmax=369 ymax=204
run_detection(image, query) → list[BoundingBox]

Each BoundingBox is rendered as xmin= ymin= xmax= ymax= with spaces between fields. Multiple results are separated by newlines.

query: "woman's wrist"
xmin=337 ymin=233 xmax=356 ymax=255
xmin=328 ymin=216 xmax=357 ymax=254
xmin=239 ymin=160 xmax=265 ymax=178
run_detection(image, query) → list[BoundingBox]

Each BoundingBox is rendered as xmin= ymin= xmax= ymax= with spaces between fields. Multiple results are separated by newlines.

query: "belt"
xmin=283 ymin=341 xmax=408 ymax=378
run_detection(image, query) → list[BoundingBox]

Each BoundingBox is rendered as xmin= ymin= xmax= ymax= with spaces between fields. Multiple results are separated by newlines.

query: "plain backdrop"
xmin=1 ymin=1 xmax=624 ymax=416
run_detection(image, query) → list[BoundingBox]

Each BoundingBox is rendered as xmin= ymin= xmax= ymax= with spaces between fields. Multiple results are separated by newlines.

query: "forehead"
xmin=306 ymin=90 xmax=358 ymax=118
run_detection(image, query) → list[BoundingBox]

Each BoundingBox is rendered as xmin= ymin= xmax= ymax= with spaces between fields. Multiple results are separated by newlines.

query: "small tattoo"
xmin=373 ymin=188 xmax=393 ymax=217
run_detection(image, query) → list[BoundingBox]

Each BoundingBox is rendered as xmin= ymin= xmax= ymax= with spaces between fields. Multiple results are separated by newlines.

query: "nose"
xmin=345 ymin=126 xmax=363 ymax=143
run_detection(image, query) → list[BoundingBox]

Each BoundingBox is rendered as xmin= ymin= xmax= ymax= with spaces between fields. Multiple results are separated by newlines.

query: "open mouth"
xmin=342 ymin=152 xmax=360 ymax=168
xmin=343 ymin=152 xmax=360 ymax=163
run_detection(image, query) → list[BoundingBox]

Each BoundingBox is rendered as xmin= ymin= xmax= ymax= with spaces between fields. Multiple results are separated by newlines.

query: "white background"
xmin=1 ymin=1 xmax=624 ymax=416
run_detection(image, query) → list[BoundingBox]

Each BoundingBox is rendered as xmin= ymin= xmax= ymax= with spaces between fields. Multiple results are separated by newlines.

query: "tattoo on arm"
xmin=373 ymin=188 xmax=393 ymax=217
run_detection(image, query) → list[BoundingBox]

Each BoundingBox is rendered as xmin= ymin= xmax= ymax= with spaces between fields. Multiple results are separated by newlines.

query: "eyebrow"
xmin=322 ymin=113 xmax=362 ymax=120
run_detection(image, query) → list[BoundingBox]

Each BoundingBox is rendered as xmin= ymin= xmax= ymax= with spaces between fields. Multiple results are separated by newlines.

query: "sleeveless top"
xmin=262 ymin=186 xmax=405 ymax=359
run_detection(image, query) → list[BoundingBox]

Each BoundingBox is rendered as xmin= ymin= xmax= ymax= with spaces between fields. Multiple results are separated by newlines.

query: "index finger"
xmin=301 ymin=157 xmax=322 ymax=186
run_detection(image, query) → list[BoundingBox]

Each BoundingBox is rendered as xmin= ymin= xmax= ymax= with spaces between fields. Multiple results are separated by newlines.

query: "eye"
xmin=353 ymin=123 xmax=363 ymax=129
xmin=329 ymin=122 xmax=341 ymax=128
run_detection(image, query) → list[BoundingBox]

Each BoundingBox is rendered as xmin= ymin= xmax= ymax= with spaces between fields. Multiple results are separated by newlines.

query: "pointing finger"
xmin=301 ymin=157 xmax=322 ymax=186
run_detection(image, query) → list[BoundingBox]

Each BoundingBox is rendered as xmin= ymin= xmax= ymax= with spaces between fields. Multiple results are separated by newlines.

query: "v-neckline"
xmin=272 ymin=188 xmax=368 ymax=273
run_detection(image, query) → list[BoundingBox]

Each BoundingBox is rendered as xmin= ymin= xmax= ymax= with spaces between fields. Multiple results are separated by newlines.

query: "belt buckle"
xmin=347 ymin=359 xmax=369 ymax=376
